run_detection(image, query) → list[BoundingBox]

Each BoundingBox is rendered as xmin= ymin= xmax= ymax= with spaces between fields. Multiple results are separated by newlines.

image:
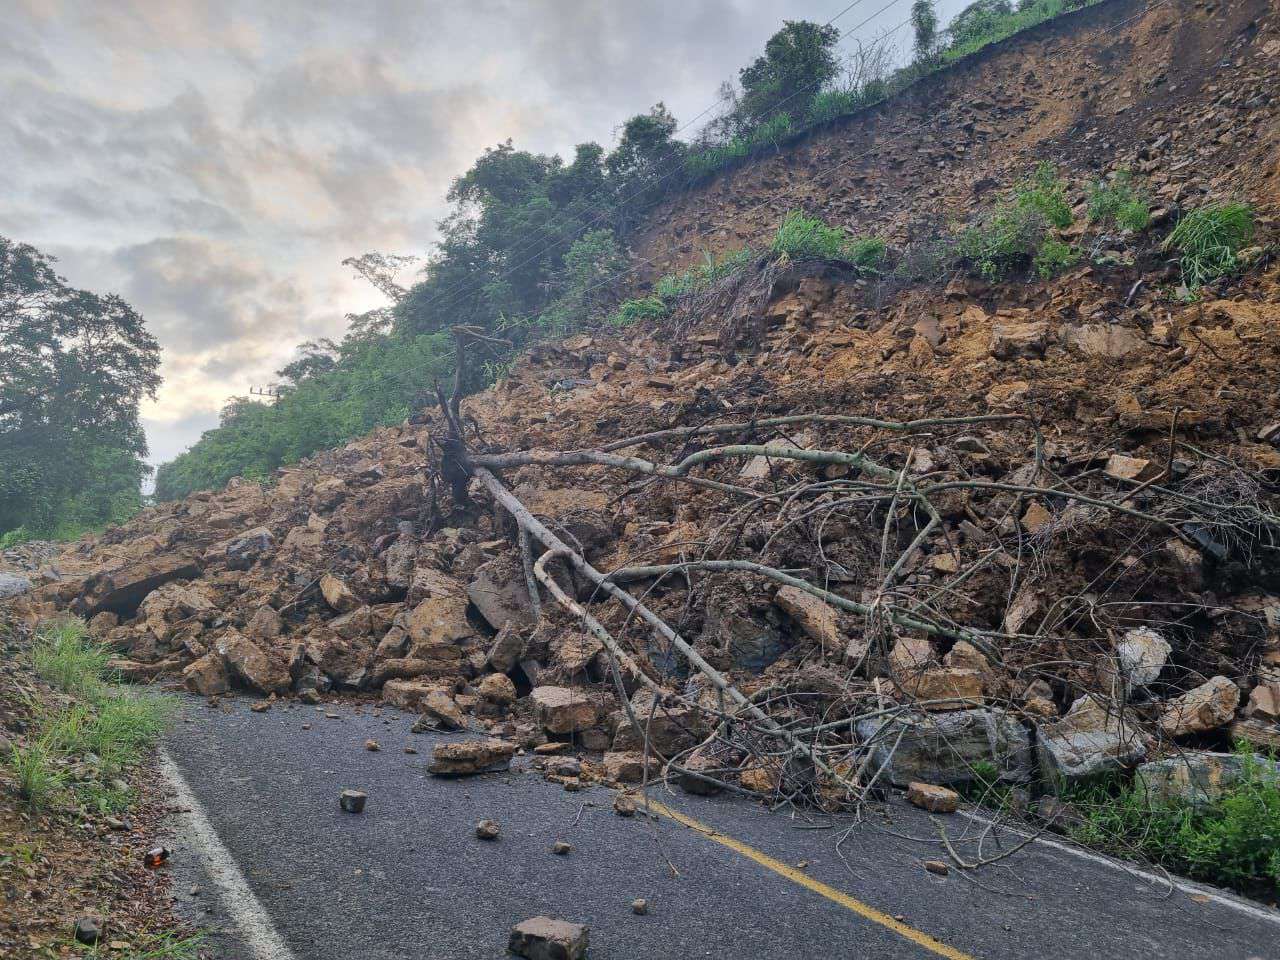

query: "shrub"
xmin=1013 ymin=162 xmax=1073 ymax=229
xmin=1088 ymin=170 xmax=1151 ymax=232
xmin=1070 ymin=746 xmax=1280 ymax=894
xmin=32 ymin=620 xmax=112 ymax=700
xmin=9 ymin=740 xmax=64 ymax=809
xmin=772 ymin=212 xmax=885 ymax=267
xmin=1034 ymin=237 xmax=1080 ymax=278
xmin=1162 ymin=202 xmax=1255 ymax=290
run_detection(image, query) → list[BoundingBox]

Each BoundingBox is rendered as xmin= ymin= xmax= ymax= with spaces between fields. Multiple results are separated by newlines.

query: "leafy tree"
xmin=911 ymin=0 xmax=939 ymax=59
xmin=738 ymin=21 xmax=841 ymax=125
xmin=0 ymin=237 xmax=160 ymax=536
xmin=947 ymin=0 xmax=1014 ymax=49
xmin=606 ymin=104 xmax=685 ymax=230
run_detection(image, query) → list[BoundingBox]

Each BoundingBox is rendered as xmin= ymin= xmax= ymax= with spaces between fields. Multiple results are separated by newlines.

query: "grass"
xmin=33 ymin=619 xmax=114 ymax=700
xmin=1068 ymin=745 xmax=1280 ymax=895
xmin=75 ymin=932 xmax=205 ymax=959
xmin=8 ymin=620 xmax=172 ymax=810
xmin=654 ymin=247 xmax=756 ymax=300
xmin=771 ymin=211 xmax=885 ymax=267
xmin=953 ymin=163 xmax=1077 ymax=281
xmin=1087 ymin=170 xmax=1151 ymax=232
xmin=10 ymin=740 xmax=66 ymax=808
xmin=1162 ymin=202 xmax=1255 ymax=290
xmin=608 ymin=296 xmax=668 ymax=328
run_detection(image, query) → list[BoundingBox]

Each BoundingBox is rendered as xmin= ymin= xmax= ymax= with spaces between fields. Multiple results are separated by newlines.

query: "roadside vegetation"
xmin=1069 ymin=746 xmax=1280 ymax=896
xmin=9 ymin=619 xmax=171 ymax=815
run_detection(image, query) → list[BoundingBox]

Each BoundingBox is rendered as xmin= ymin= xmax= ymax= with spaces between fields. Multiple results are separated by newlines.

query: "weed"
xmin=1014 ymin=162 xmax=1073 ymax=229
xmin=84 ymin=933 xmax=205 ymax=960
xmin=771 ymin=212 xmax=885 ymax=267
xmin=1069 ymin=745 xmax=1280 ymax=894
xmin=953 ymin=164 xmax=1077 ymax=280
xmin=9 ymin=740 xmax=65 ymax=809
xmin=33 ymin=620 xmax=113 ymax=700
xmin=1087 ymin=170 xmax=1151 ymax=232
xmin=1162 ymin=202 xmax=1255 ymax=290
xmin=655 ymin=247 xmax=756 ymax=300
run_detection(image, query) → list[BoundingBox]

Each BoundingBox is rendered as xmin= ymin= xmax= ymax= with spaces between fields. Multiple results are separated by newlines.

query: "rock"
xmin=1020 ymin=501 xmax=1054 ymax=534
xmin=182 ymin=652 xmax=229 ymax=697
xmin=365 ymin=739 xmax=380 ymax=751
xmin=508 ymin=917 xmax=589 ymax=960
xmin=675 ymin=746 xmax=723 ymax=795
xmin=475 ymin=818 xmax=501 ymax=840
xmin=383 ymin=678 xmax=452 ymax=712
xmin=411 ymin=689 xmax=466 ymax=731
xmin=610 ymin=690 xmax=707 ymax=755
xmin=1115 ymin=627 xmax=1171 ymax=696
xmin=406 ymin=593 xmax=474 ymax=648
xmin=250 ymin=701 xmax=271 ymax=713
xmin=738 ymin=436 xmax=803 ymax=480
xmin=990 ymin=321 xmax=1049 ymax=359
xmin=613 ymin=793 xmax=637 ymax=817
xmin=906 ymin=782 xmax=960 ymax=813
xmin=774 ymin=585 xmax=841 ymax=653
xmin=468 ymin=555 xmax=535 ymax=631
xmin=1158 ymin=676 xmax=1240 ymax=737
xmin=889 ymin=636 xmax=935 ymax=675
xmin=552 ymin=840 xmax=572 ymax=855
xmin=339 ymin=790 xmax=367 ymax=813
xmin=1104 ymin=454 xmax=1158 ymax=483
xmin=856 ymin=708 xmax=1032 ymax=787
xmin=486 ymin=622 xmax=526 ymax=672
xmin=1245 ymin=681 xmax=1280 ymax=721
xmin=319 ymin=573 xmax=360 ymax=612
xmin=1136 ymin=751 xmax=1280 ymax=808
xmin=382 ymin=537 xmax=418 ymax=590
xmin=923 ymin=860 xmax=950 ymax=877
xmin=0 ymin=572 xmax=32 ymax=599
xmin=305 ymin=631 xmax=371 ymax=689
xmin=224 ymin=526 xmax=274 ymax=569
xmin=219 ymin=631 xmax=290 ymax=695
xmin=631 ymin=898 xmax=649 ymax=915
xmin=1064 ymin=323 xmax=1146 ymax=358
xmin=477 ymin=672 xmax=517 ymax=707
xmin=703 ymin=588 xmax=787 ymax=672
xmin=74 ymin=917 xmax=102 ymax=945
xmin=901 ymin=667 xmax=985 ymax=709
xmin=328 ymin=606 xmax=375 ymax=641
xmin=427 ymin=738 xmax=516 ymax=776
xmin=603 ymin=751 xmax=651 ymax=783
xmin=531 ymin=686 xmax=598 ymax=735
xmin=81 ymin=555 xmax=202 ymax=616
xmin=245 ymin=605 xmax=284 ymax=642
xmin=1037 ymin=696 xmax=1151 ymax=785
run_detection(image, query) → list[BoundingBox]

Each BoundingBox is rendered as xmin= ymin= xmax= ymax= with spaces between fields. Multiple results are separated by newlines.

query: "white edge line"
xmin=959 ymin=807 xmax=1280 ymax=926
xmin=158 ymin=748 xmax=299 ymax=960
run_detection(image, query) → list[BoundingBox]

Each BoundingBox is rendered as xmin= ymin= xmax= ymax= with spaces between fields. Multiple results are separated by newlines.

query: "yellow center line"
xmin=643 ymin=798 xmax=976 ymax=960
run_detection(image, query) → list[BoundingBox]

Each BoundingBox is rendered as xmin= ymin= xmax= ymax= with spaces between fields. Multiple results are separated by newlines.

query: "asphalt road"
xmin=160 ymin=695 xmax=1279 ymax=960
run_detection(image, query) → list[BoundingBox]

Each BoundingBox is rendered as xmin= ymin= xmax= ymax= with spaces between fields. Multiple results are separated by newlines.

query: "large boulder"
xmin=223 ymin=526 xmax=274 ymax=570
xmin=1037 ymin=695 xmax=1151 ymax=785
xmin=468 ymin=555 xmax=535 ymax=632
xmin=428 ymin=738 xmax=516 ymax=777
xmin=218 ymin=631 xmax=290 ymax=695
xmin=1158 ymin=676 xmax=1240 ymax=737
xmin=531 ymin=686 xmax=599 ymax=735
xmin=304 ymin=630 xmax=372 ymax=689
xmin=81 ymin=554 xmax=202 ymax=617
xmin=1136 ymin=751 xmax=1280 ymax=808
xmin=856 ymin=708 xmax=1032 ymax=787
xmin=610 ymin=689 xmax=709 ymax=755
xmin=183 ymin=652 xmax=230 ymax=697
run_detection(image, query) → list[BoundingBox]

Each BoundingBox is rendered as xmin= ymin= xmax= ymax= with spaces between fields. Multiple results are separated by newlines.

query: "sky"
xmin=0 ymin=0 xmax=968 ymax=468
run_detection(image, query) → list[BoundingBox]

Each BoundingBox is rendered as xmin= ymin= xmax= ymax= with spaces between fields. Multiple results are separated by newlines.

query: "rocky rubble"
xmin=4 ymin=0 xmax=1280 ymax=813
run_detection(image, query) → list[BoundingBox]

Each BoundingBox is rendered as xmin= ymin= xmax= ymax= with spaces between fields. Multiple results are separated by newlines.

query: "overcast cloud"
xmin=0 ymin=0 xmax=966 ymax=467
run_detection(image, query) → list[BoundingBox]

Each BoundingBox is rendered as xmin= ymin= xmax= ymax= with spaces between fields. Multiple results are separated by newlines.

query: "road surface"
xmin=160 ymin=695 xmax=1278 ymax=960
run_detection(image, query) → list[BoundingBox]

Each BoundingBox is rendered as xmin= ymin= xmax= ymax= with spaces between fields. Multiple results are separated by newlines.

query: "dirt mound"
xmin=7 ymin=0 xmax=1280 ymax=805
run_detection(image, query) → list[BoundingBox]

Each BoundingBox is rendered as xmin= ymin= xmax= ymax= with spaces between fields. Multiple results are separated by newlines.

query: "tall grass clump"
xmin=1162 ymin=202 xmax=1255 ymax=290
xmin=954 ymin=163 xmax=1077 ymax=280
xmin=10 ymin=740 xmax=65 ymax=809
xmin=32 ymin=619 xmax=113 ymax=700
xmin=771 ymin=212 xmax=885 ymax=267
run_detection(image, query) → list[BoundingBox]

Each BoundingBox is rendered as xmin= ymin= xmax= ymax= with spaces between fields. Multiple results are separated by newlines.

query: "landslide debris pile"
xmin=6 ymin=0 xmax=1280 ymax=809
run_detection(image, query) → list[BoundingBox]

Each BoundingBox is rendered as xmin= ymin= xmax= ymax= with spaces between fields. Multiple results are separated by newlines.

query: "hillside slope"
xmin=5 ymin=0 xmax=1280 ymax=886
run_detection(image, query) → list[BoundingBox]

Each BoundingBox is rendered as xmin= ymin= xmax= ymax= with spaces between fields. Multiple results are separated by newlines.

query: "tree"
xmin=947 ymin=0 xmax=1014 ymax=50
xmin=911 ymin=0 xmax=939 ymax=60
xmin=606 ymin=104 xmax=685 ymax=230
xmin=738 ymin=21 xmax=841 ymax=125
xmin=0 ymin=236 xmax=160 ymax=536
